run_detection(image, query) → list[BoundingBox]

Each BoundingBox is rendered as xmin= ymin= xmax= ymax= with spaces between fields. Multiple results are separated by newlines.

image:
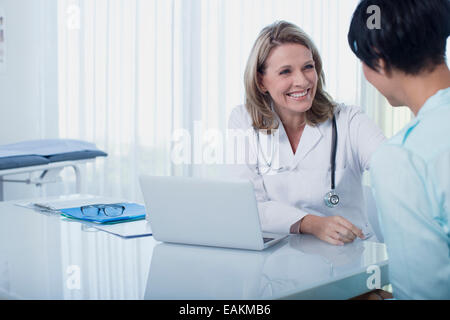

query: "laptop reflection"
xmin=143 ymin=236 xmax=356 ymax=300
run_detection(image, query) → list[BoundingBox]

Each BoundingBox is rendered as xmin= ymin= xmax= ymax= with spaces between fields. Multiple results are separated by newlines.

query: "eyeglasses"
xmin=80 ymin=204 xmax=126 ymax=217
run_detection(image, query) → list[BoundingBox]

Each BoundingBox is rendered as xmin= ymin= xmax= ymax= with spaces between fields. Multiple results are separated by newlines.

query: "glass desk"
xmin=0 ymin=197 xmax=389 ymax=300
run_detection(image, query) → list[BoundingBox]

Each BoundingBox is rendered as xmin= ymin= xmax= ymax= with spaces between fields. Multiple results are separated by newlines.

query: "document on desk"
xmin=89 ymin=220 xmax=152 ymax=239
xmin=15 ymin=194 xmax=127 ymax=211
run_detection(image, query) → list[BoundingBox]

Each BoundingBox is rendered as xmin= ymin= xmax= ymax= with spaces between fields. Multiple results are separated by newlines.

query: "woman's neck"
xmin=400 ymin=64 xmax=450 ymax=116
xmin=273 ymin=104 xmax=307 ymax=155
xmin=273 ymin=105 xmax=307 ymax=132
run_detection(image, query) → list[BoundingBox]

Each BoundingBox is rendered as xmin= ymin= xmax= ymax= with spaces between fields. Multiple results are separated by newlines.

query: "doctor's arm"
xmin=287 ymin=108 xmax=375 ymax=243
xmin=298 ymin=106 xmax=386 ymax=243
xmin=298 ymin=107 xmax=387 ymax=243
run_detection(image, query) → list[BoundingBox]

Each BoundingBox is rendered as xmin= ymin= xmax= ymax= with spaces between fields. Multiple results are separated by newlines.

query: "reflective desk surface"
xmin=0 ymin=197 xmax=389 ymax=300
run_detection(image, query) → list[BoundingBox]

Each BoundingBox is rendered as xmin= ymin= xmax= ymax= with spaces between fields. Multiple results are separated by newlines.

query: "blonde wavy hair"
xmin=244 ymin=21 xmax=335 ymax=130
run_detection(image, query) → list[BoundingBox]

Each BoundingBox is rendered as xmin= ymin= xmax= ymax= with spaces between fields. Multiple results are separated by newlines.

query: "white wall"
xmin=0 ymin=0 xmax=59 ymax=200
xmin=0 ymin=0 xmax=58 ymax=143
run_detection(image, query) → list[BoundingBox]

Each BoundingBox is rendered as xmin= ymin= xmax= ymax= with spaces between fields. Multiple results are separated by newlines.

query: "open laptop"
xmin=139 ymin=175 xmax=287 ymax=250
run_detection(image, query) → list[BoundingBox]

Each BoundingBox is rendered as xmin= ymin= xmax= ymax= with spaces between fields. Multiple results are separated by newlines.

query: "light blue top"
xmin=370 ymin=87 xmax=450 ymax=300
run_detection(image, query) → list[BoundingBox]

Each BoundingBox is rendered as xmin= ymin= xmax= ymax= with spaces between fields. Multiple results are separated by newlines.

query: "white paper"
xmin=91 ymin=220 xmax=152 ymax=239
xmin=15 ymin=194 xmax=128 ymax=211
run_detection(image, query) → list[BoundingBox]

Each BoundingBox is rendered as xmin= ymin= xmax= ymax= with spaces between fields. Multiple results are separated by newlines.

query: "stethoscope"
xmin=254 ymin=115 xmax=339 ymax=208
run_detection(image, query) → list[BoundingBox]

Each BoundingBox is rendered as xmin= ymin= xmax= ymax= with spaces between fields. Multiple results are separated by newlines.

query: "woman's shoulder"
xmin=334 ymin=103 xmax=364 ymax=118
xmin=334 ymin=103 xmax=368 ymax=124
xmin=228 ymin=104 xmax=253 ymax=130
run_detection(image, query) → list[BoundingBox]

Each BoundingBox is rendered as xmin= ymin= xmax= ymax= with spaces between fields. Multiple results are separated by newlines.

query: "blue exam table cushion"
xmin=0 ymin=139 xmax=107 ymax=171
xmin=0 ymin=155 xmax=50 ymax=170
xmin=46 ymin=150 xmax=107 ymax=162
xmin=0 ymin=139 xmax=106 ymax=158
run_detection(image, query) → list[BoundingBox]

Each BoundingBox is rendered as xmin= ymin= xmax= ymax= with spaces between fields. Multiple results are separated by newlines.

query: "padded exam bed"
xmin=0 ymin=139 xmax=107 ymax=200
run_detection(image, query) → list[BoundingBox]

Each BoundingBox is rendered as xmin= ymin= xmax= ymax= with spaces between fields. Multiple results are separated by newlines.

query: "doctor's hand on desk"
xmin=299 ymin=215 xmax=365 ymax=246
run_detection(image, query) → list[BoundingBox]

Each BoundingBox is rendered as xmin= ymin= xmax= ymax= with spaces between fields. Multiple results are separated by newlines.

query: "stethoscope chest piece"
xmin=324 ymin=189 xmax=340 ymax=208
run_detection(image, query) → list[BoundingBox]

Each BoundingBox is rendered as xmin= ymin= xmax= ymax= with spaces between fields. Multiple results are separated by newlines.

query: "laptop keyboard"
xmin=263 ymin=237 xmax=274 ymax=243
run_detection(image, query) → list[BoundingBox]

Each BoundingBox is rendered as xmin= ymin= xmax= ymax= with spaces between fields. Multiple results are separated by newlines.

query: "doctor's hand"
xmin=299 ymin=215 xmax=365 ymax=246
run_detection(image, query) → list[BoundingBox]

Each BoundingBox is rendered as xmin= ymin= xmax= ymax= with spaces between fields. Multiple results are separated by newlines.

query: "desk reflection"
xmin=144 ymin=235 xmax=377 ymax=300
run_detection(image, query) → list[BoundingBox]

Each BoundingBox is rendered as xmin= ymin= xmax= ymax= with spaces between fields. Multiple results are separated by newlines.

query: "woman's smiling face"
xmin=259 ymin=43 xmax=318 ymax=117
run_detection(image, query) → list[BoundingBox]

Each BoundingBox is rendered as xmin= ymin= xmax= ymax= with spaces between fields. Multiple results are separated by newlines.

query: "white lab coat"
xmin=227 ymin=104 xmax=386 ymax=235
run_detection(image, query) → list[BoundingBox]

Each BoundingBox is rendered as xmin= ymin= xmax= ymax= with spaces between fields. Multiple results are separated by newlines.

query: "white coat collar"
xmin=274 ymin=112 xmax=323 ymax=171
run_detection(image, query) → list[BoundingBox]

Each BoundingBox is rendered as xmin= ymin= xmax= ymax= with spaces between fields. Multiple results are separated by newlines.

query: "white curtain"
xmin=57 ymin=0 xmax=414 ymax=202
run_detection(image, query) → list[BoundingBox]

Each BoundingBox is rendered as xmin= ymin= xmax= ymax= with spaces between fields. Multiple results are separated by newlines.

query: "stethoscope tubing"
xmin=330 ymin=115 xmax=337 ymax=190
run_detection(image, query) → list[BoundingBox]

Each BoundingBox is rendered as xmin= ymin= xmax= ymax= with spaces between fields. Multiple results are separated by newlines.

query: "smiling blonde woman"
xmin=244 ymin=21 xmax=335 ymax=131
xmin=228 ymin=21 xmax=386 ymax=246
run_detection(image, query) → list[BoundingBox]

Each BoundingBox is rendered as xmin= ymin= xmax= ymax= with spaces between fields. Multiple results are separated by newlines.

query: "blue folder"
xmin=60 ymin=203 xmax=146 ymax=224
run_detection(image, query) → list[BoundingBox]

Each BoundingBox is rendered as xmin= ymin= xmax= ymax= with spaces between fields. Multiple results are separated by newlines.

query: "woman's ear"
xmin=257 ymin=72 xmax=268 ymax=94
xmin=371 ymin=57 xmax=393 ymax=77
xmin=377 ymin=58 xmax=388 ymax=76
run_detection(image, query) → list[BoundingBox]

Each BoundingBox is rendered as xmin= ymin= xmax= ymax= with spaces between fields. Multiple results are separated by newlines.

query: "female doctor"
xmin=228 ymin=21 xmax=386 ymax=246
